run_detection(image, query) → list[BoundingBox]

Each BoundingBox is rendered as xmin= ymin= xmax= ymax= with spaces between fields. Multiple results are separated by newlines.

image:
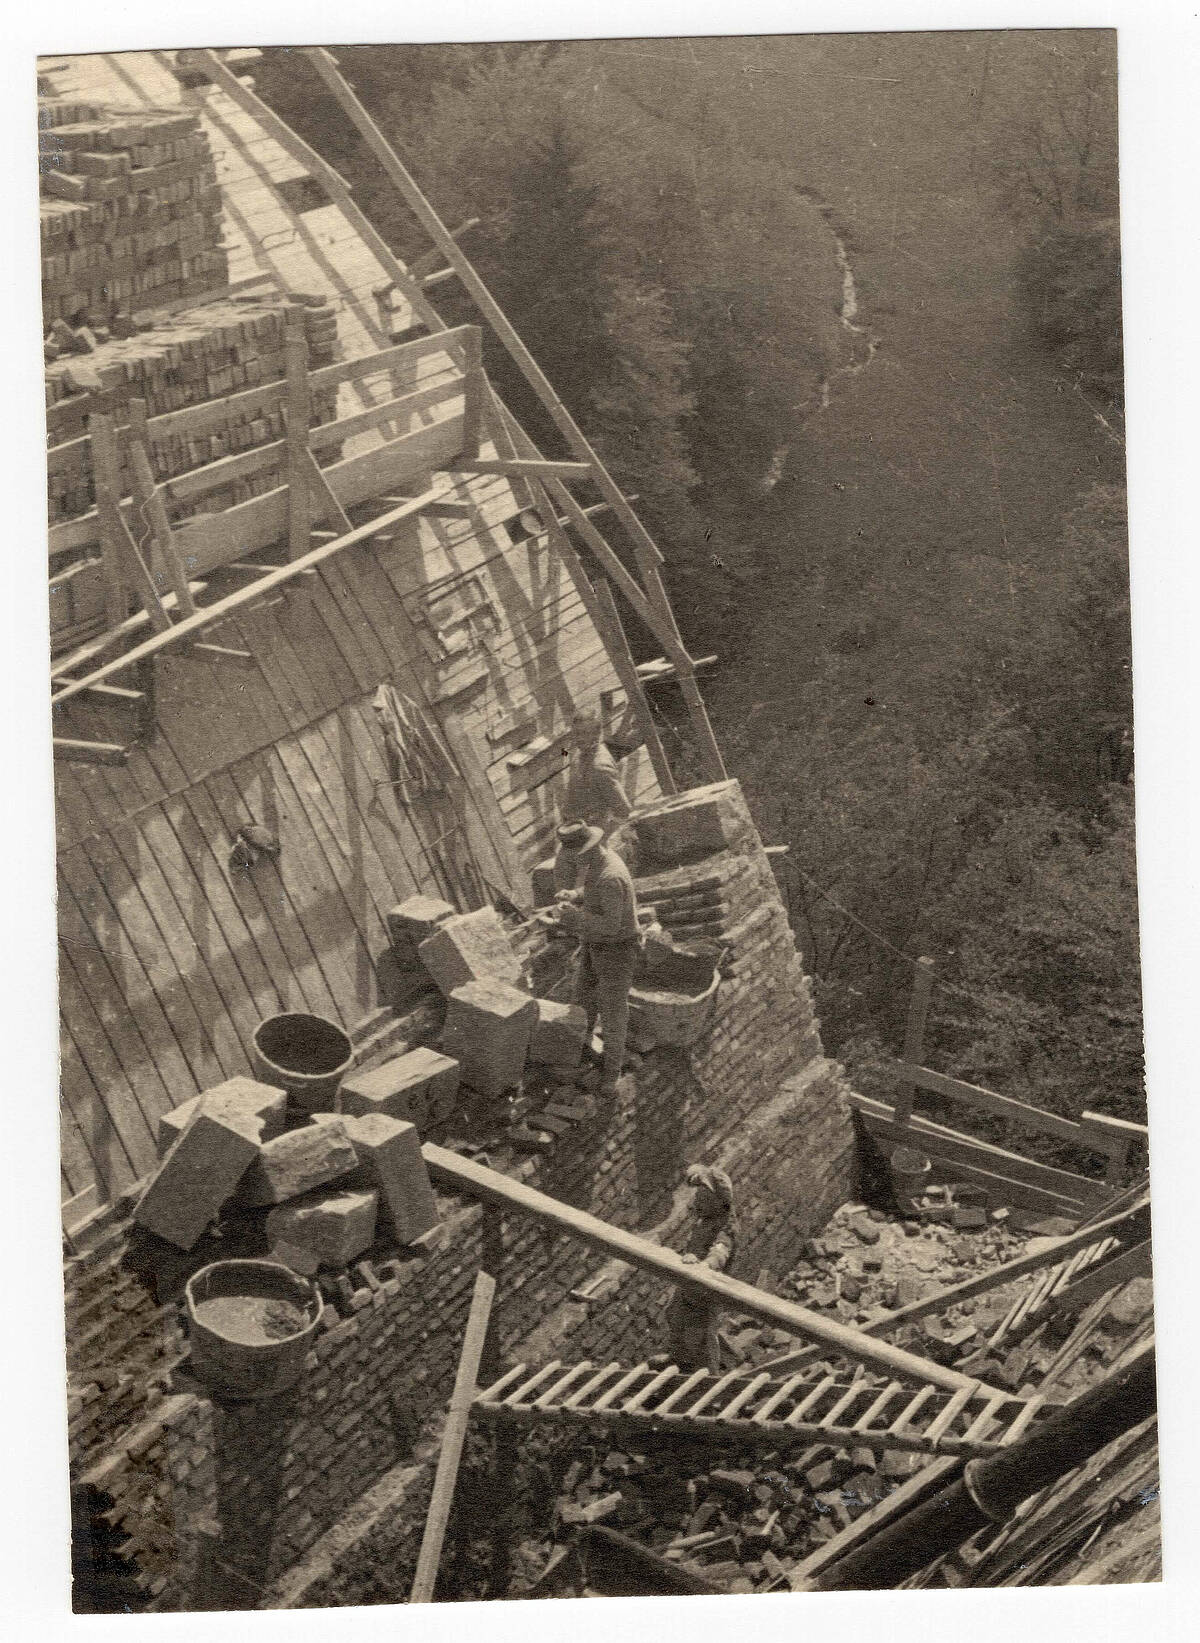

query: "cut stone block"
xmin=338 ymin=1048 xmax=460 ymax=1130
xmin=417 ymin=906 xmax=525 ymax=996
xmin=386 ymin=896 xmax=455 ymax=968
xmin=237 ymin=1118 xmax=359 ymax=1208
xmin=265 ymin=1189 xmax=378 ymax=1269
xmin=134 ymin=1110 xmax=261 ymax=1251
xmin=338 ymin=1113 xmax=439 ymax=1246
xmin=529 ymin=999 xmax=588 ymax=1069
xmin=531 ymin=858 xmax=557 ymax=908
xmin=442 ymin=979 xmax=537 ymax=1099
xmin=156 ymin=1077 xmax=288 ymax=1159
xmin=633 ymin=779 xmax=753 ymax=867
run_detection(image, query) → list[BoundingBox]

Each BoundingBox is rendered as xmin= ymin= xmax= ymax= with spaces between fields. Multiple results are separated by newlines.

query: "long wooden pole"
xmin=50 ymin=486 xmax=442 ymax=708
xmin=422 ymin=1144 xmax=985 ymax=1392
xmin=895 ymin=955 xmax=936 ymax=1127
xmin=410 ymin=1270 xmax=496 ymax=1603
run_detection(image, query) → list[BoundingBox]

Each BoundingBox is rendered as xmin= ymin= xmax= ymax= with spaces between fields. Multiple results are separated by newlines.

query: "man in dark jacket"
xmin=552 ymin=820 xmax=641 ymax=1095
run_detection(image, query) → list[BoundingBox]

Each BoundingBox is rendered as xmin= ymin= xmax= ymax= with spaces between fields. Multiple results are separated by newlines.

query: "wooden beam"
xmin=303 ymin=449 xmax=353 ymax=535
xmin=460 ymin=326 xmax=484 ymax=460
xmin=422 ymin=1145 xmax=983 ymax=1392
xmin=410 ymin=1270 xmax=496 ymax=1603
xmin=127 ymin=399 xmax=196 ymax=617
xmin=593 ymin=579 xmax=677 ymax=795
xmin=50 ymin=582 xmax=206 ymax=680
xmin=75 ymin=681 xmax=145 ymax=706
xmin=54 ymin=737 xmax=130 ymax=767
xmin=89 ymin=413 xmax=172 ymax=635
xmin=50 ymin=486 xmax=443 ymax=708
xmin=284 ymin=306 xmax=313 ymax=561
xmin=895 ymin=958 xmax=936 ymax=1127
xmin=408 ymin=217 xmax=480 ymax=281
xmin=886 ymin=1060 xmax=1095 ymax=1149
xmin=179 ymin=642 xmax=257 ymax=670
xmin=450 ymin=458 xmax=594 ymax=482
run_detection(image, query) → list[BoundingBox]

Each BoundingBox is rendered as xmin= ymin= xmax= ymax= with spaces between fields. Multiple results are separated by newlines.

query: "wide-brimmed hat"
xmin=557 ymin=821 xmax=604 ymax=854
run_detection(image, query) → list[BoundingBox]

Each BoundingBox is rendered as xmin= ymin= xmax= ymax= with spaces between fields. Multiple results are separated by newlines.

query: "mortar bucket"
xmin=185 ymin=1259 xmax=322 ymax=1400
xmin=890 ymin=1145 xmax=932 ymax=1210
xmin=253 ymin=1012 xmax=353 ymax=1115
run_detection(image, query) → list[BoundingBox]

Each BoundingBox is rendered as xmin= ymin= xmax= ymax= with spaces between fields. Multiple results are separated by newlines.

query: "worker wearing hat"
xmin=556 ymin=706 xmax=633 ymax=891
xmin=552 ymin=819 xmax=641 ymax=1095
xmin=661 ymin=1165 xmax=739 ymax=1373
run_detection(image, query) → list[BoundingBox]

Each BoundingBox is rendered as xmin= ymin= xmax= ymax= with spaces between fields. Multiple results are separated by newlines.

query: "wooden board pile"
xmin=47 ymin=294 xmax=342 ymax=522
xmin=39 ymin=98 xmax=227 ymax=327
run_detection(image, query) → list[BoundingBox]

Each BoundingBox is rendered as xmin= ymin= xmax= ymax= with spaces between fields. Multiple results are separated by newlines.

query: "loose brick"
xmin=338 ymin=1048 xmax=460 ymax=1130
xmin=385 ymin=896 xmax=454 ymax=968
xmin=337 ymin=1114 xmax=439 ymax=1246
xmin=265 ymin=1190 xmax=378 ymax=1269
xmin=417 ymin=907 xmax=525 ymax=995
xmin=442 ymin=979 xmax=537 ymax=1098
xmin=529 ymin=998 xmax=588 ymax=1069
xmin=133 ymin=1109 xmax=260 ymax=1251
xmin=156 ymin=1077 xmax=287 ymax=1158
xmin=236 ymin=1119 xmax=359 ymax=1207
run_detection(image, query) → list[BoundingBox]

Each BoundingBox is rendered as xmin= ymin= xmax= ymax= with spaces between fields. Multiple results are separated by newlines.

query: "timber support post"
xmin=284 ymin=304 xmax=314 ymax=561
xmin=895 ymin=955 xmax=936 ymax=1128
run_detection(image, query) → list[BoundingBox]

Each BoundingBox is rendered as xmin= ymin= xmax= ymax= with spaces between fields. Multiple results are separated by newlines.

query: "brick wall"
xmin=64 ymin=780 xmax=859 ymax=1610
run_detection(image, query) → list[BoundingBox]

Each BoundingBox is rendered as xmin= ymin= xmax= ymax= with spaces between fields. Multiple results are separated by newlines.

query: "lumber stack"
xmin=39 ymin=99 xmax=227 ymax=326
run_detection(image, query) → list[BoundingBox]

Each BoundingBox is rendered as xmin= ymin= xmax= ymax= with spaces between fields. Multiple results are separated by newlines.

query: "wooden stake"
xmin=895 ymin=956 xmax=936 ymax=1127
xmin=127 ymin=399 xmax=196 ymax=617
xmin=284 ymin=306 xmax=313 ymax=562
xmin=411 ymin=1269 xmax=497 ymax=1603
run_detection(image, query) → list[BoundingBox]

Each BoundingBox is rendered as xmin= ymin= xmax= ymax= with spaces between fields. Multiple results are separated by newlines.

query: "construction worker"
xmin=662 ymin=1165 xmax=739 ymax=1373
xmin=551 ymin=820 xmax=641 ymax=1095
xmin=556 ymin=707 xmax=633 ymax=890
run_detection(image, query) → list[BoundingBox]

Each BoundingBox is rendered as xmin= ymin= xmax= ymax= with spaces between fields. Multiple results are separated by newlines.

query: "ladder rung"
xmin=623 ymin=1365 xmax=680 ymax=1413
xmin=924 ymin=1380 xmax=981 ymax=1446
xmin=654 ymin=1368 xmax=708 ymax=1414
xmin=532 ymin=1362 xmax=595 ymax=1410
xmin=592 ymin=1363 xmax=649 ymax=1412
xmin=684 ymin=1369 xmax=747 ymax=1417
xmin=477 ymin=1363 xmax=527 ymax=1404
xmin=889 ymin=1384 xmax=937 ymax=1434
xmin=963 ymin=1391 xmax=1011 ymax=1443
xmin=1000 ymin=1395 xmax=1046 ymax=1446
xmin=504 ymin=1360 xmax=562 ymax=1407
xmin=853 ymin=1380 xmax=903 ymax=1432
xmin=719 ymin=1372 xmax=772 ymax=1421
xmin=819 ymin=1381 xmax=870 ymax=1429
xmin=562 ymin=1362 xmax=624 ymax=1409
xmin=753 ymin=1372 xmax=811 ymax=1425
xmin=786 ymin=1374 xmax=837 ymax=1425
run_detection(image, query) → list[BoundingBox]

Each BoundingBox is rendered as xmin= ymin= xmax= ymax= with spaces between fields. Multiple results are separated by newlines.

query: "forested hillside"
xmin=254 ymin=33 xmax=1140 ymax=1147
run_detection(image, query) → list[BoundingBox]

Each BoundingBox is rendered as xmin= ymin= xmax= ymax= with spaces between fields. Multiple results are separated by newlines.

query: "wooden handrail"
xmin=421 ymin=1144 xmax=988 ymax=1393
xmin=884 ymin=1059 xmax=1139 ymax=1160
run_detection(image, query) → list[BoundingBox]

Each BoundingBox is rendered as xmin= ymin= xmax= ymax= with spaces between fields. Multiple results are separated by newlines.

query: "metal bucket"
xmin=185 ymin=1259 xmax=322 ymax=1400
xmin=252 ymin=1012 xmax=353 ymax=1115
xmin=890 ymin=1145 xmax=932 ymax=1210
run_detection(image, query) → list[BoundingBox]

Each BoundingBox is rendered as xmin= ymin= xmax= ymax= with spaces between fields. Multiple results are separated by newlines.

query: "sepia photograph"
xmin=24 ymin=17 xmax=1184 ymax=1620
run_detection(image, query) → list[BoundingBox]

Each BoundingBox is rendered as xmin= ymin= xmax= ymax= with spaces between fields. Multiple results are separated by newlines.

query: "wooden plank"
xmin=410 ymin=1269 xmax=496 ymax=1604
xmin=284 ymin=305 xmax=313 ymax=562
xmin=562 ymin=1363 xmax=624 ymax=1410
xmin=853 ymin=1381 xmax=904 ymax=1432
xmin=889 ymin=1385 xmax=936 ymax=1434
xmin=89 ymin=411 xmax=172 ymax=635
xmin=531 ymin=1362 xmax=596 ymax=1411
xmin=719 ymin=1372 xmax=772 ymax=1421
xmin=819 ymin=1381 xmax=870 ymax=1429
xmin=1046 ymin=1241 xmax=1152 ymax=1315
xmin=451 ymin=458 xmax=594 ymax=482
xmin=505 ymin=1361 xmax=564 ymax=1408
xmin=924 ymin=1381 xmax=980 ymax=1447
xmin=419 ymin=1149 xmax=1028 ymax=1390
xmin=895 ymin=957 xmax=936 ymax=1127
xmin=592 ymin=1364 xmax=650 ymax=1412
xmin=54 ymin=738 xmax=130 ymax=767
xmin=682 ymin=1369 xmax=746 ymax=1418
xmin=622 ymin=1366 xmax=680 ymax=1413
xmin=653 ymin=1368 xmax=708 ymax=1415
xmin=51 ymin=485 xmax=443 ymax=708
xmin=887 ymin=1061 xmax=1092 ymax=1148
xmin=1000 ymin=1395 xmax=1046 ymax=1446
xmin=56 ymin=941 xmax=152 ymax=1187
xmin=128 ymin=400 xmax=195 ymax=617
xmin=788 ymin=1457 xmax=962 ymax=1590
xmin=476 ymin=1363 xmax=527 ymax=1404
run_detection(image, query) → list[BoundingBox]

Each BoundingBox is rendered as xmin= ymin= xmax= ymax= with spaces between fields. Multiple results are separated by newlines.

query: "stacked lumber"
xmin=47 ymin=295 xmax=341 ymax=524
xmin=39 ymin=99 xmax=227 ymax=325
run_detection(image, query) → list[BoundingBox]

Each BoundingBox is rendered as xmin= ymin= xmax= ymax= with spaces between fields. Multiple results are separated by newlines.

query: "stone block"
xmin=134 ymin=1110 xmax=261 ymax=1251
xmin=265 ymin=1189 xmax=378 ymax=1269
xmin=633 ymin=780 xmax=753 ymax=867
xmin=338 ymin=1113 xmax=439 ymax=1246
xmin=442 ymin=979 xmax=537 ymax=1099
xmin=386 ymin=896 xmax=454 ymax=967
xmin=156 ymin=1077 xmax=288 ymax=1158
xmin=417 ymin=906 xmax=525 ymax=995
xmin=531 ymin=858 xmax=558 ymax=908
xmin=529 ymin=999 xmax=588 ymax=1069
xmin=338 ymin=1047 xmax=460 ymax=1130
xmin=237 ymin=1119 xmax=359 ymax=1208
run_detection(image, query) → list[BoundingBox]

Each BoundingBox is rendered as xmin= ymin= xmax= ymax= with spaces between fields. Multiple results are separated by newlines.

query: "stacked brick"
xmin=39 ymin=100 xmax=228 ymax=326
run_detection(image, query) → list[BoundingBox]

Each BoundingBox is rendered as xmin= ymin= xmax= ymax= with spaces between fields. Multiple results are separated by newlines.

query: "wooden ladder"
xmin=987 ymin=1233 xmax=1126 ymax=1350
xmin=474 ymin=1359 xmax=1047 ymax=1461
